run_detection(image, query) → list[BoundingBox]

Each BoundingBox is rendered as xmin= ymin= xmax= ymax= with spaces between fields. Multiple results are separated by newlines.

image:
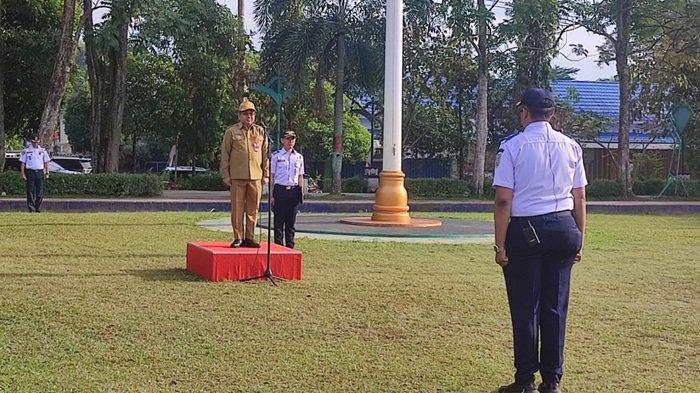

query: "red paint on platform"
xmin=186 ymin=242 xmax=302 ymax=281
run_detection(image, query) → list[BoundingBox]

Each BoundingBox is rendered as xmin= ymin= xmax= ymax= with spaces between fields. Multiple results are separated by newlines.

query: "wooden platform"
xmin=186 ymin=241 xmax=303 ymax=281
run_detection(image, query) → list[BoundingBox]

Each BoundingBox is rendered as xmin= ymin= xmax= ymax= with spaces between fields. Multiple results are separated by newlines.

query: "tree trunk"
xmin=0 ymin=3 xmax=6 ymax=172
xmin=105 ymin=7 xmax=129 ymax=173
xmin=37 ymin=0 xmax=78 ymax=144
xmin=457 ymin=88 xmax=464 ymax=180
xmin=238 ymin=0 xmax=244 ymax=22
xmin=616 ymin=0 xmax=633 ymax=197
xmin=331 ymin=28 xmax=346 ymax=195
xmin=84 ymin=0 xmax=104 ymax=172
xmin=132 ymin=135 xmax=137 ymax=173
xmin=472 ymin=0 xmax=489 ymax=197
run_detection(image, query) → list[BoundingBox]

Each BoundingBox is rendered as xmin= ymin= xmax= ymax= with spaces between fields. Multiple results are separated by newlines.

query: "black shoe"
xmin=230 ymin=239 xmax=242 ymax=248
xmin=241 ymin=238 xmax=260 ymax=248
xmin=498 ymin=380 xmax=537 ymax=393
xmin=538 ymin=382 xmax=560 ymax=393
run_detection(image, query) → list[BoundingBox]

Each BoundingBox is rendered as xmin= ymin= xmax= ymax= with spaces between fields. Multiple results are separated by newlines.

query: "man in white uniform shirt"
xmin=19 ymin=134 xmax=51 ymax=213
xmin=492 ymin=88 xmax=587 ymax=393
xmin=270 ymin=131 xmax=305 ymax=248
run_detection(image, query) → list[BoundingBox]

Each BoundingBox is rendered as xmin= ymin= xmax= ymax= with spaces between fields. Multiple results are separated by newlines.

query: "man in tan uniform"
xmin=220 ymin=99 xmax=269 ymax=248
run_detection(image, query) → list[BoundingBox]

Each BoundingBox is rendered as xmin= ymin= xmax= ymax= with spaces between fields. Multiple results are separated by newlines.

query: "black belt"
xmin=513 ymin=210 xmax=572 ymax=220
xmin=274 ymin=184 xmax=299 ymax=190
xmin=26 ymin=169 xmax=43 ymax=172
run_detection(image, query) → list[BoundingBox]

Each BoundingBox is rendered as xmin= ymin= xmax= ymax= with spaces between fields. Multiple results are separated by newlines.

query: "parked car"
xmin=52 ymin=156 xmax=92 ymax=174
xmin=162 ymin=166 xmax=208 ymax=178
xmin=4 ymin=152 xmax=89 ymax=174
xmin=48 ymin=161 xmax=83 ymax=175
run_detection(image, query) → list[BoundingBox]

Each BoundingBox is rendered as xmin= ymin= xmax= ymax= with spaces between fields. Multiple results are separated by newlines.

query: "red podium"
xmin=186 ymin=242 xmax=303 ymax=281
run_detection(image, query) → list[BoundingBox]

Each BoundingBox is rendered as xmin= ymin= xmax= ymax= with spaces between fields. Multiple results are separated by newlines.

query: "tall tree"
xmin=37 ymin=0 xmax=81 ymax=144
xmin=1 ymin=0 xmax=62 ymax=169
xmin=132 ymin=0 xmax=249 ymax=167
xmin=0 ymin=0 xmax=5 ymax=171
xmin=572 ymin=0 xmax=639 ymax=196
xmin=473 ymin=0 xmax=489 ymax=195
xmin=83 ymin=0 xmax=134 ymax=173
xmin=615 ymin=0 xmax=633 ymax=196
xmin=632 ymin=0 xmax=700 ymax=176
xmin=256 ymin=0 xmax=382 ymax=194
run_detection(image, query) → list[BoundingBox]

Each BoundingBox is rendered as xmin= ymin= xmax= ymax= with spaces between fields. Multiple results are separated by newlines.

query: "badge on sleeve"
xmin=495 ymin=148 xmax=504 ymax=168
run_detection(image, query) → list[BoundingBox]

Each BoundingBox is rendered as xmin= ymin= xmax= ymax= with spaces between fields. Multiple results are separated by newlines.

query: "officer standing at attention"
xmin=19 ymin=134 xmax=51 ymax=213
xmin=270 ymin=130 xmax=305 ymax=249
xmin=493 ymin=88 xmax=587 ymax=393
xmin=220 ymin=99 xmax=269 ymax=248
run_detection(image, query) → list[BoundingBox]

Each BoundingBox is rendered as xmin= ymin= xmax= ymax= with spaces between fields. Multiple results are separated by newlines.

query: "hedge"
xmin=176 ymin=173 xmax=228 ymax=191
xmin=586 ymin=179 xmax=623 ymax=199
xmin=405 ymin=178 xmax=470 ymax=198
xmin=0 ymin=171 xmax=163 ymax=197
xmin=321 ymin=176 xmax=368 ymax=193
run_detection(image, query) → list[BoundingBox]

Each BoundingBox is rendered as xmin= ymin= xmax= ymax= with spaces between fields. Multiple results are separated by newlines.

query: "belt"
xmin=26 ymin=168 xmax=44 ymax=172
xmin=513 ymin=210 xmax=572 ymax=220
xmin=274 ymin=184 xmax=299 ymax=190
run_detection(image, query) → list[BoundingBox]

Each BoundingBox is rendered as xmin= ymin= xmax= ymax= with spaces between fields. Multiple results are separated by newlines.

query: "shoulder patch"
xmin=500 ymin=131 xmax=520 ymax=144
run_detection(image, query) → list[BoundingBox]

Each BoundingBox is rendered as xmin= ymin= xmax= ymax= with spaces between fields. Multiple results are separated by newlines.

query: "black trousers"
xmin=503 ymin=211 xmax=582 ymax=384
xmin=25 ymin=169 xmax=45 ymax=212
xmin=272 ymin=184 xmax=302 ymax=248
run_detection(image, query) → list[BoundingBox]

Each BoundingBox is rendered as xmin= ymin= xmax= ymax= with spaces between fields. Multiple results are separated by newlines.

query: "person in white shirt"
xmin=19 ymin=134 xmax=51 ymax=213
xmin=492 ymin=88 xmax=587 ymax=393
xmin=270 ymin=131 xmax=305 ymax=248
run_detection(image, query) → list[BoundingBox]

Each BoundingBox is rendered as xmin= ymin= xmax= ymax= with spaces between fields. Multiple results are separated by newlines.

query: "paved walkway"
xmin=0 ymin=190 xmax=698 ymax=214
xmin=199 ymin=214 xmax=495 ymax=244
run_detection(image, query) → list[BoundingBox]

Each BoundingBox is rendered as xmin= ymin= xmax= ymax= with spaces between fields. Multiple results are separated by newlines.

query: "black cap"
xmin=517 ymin=88 xmax=556 ymax=109
xmin=282 ymin=130 xmax=297 ymax=139
xmin=30 ymin=134 xmax=40 ymax=142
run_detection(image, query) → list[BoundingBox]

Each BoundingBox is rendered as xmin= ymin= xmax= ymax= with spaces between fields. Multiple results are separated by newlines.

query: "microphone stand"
xmin=244 ymin=126 xmax=284 ymax=286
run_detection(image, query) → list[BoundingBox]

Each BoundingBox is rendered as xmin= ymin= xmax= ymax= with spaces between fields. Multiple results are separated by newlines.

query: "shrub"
xmin=321 ymin=176 xmax=368 ymax=193
xmin=0 ymin=171 xmax=163 ymax=197
xmin=177 ymin=173 xmax=227 ymax=191
xmin=633 ymin=179 xmax=666 ymax=195
xmin=405 ymin=178 xmax=470 ymax=198
xmin=587 ymin=179 xmax=623 ymax=199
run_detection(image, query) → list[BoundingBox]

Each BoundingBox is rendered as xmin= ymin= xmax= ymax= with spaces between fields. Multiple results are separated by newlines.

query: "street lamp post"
xmin=251 ymin=76 xmax=289 ymax=150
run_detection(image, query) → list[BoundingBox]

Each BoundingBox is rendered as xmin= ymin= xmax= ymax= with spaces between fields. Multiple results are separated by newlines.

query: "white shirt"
xmin=271 ymin=148 xmax=304 ymax=187
xmin=493 ymin=121 xmax=587 ymax=217
xmin=19 ymin=146 xmax=50 ymax=170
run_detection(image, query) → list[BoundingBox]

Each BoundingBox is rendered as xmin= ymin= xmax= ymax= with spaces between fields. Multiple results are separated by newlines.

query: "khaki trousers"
xmin=230 ymin=179 xmax=262 ymax=240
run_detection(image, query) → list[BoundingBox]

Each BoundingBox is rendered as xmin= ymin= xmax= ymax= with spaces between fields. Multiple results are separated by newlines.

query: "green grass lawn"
xmin=0 ymin=212 xmax=697 ymax=392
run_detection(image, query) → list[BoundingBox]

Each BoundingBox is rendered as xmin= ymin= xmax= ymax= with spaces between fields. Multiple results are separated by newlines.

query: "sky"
xmin=219 ymin=0 xmax=616 ymax=81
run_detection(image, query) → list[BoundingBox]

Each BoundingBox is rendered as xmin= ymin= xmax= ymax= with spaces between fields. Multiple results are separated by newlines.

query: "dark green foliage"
xmin=321 ymin=176 xmax=367 ymax=193
xmin=176 ymin=173 xmax=227 ymax=191
xmin=405 ymin=178 xmax=470 ymax=199
xmin=0 ymin=172 xmax=163 ymax=196
xmin=587 ymin=179 xmax=623 ymax=199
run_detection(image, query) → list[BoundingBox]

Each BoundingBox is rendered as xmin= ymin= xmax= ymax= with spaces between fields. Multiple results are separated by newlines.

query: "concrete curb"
xmin=1 ymin=198 xmax=698 ymax=214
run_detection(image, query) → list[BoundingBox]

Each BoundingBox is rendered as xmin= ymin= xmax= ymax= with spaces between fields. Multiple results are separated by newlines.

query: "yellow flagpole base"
xmin=371 ymin=170 xmax=411 ymax=224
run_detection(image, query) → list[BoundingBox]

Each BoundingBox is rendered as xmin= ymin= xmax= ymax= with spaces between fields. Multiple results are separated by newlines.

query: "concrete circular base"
xmin=199 ymin=213 xmax=493 ymax=244
xmin=339 ymin=216 xmax=442 ymax=228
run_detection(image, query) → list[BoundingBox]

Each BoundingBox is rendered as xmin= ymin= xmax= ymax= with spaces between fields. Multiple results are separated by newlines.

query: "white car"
xmin=48 ymin=161 xmax=83 ymax=175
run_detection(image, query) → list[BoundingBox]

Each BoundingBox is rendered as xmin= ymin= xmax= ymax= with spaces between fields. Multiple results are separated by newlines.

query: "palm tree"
xmin=255 ymin=0 xmax=382 ymax=194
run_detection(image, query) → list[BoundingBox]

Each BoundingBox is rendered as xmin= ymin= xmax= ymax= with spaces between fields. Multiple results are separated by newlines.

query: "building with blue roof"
xmin=551 ymin=80 xmax=675 ymax=180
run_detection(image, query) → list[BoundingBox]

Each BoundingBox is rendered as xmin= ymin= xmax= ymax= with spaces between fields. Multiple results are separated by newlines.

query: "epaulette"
xmin=500 ymin=131 xmax=520 ymax=145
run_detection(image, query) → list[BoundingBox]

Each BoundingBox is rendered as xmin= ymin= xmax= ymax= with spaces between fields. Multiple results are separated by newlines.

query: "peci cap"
xmin=30 ymin=134 xmax=41 ymax=142
xmin=516 ymin=88 xmax=556 ymax=109
xmin=238 ymin=98 xmax=256 ymax=112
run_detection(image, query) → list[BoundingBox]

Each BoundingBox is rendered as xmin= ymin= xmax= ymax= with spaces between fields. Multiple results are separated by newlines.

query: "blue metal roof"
xmin=551 ymin=80 xmax=674 ymax=144
xmin=551 ymin=80 xmax=621 ymax=117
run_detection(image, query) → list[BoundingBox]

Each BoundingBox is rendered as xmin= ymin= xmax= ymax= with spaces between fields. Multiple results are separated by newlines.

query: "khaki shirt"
xmin=220 ymin=123 xmax=269 ymax=181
